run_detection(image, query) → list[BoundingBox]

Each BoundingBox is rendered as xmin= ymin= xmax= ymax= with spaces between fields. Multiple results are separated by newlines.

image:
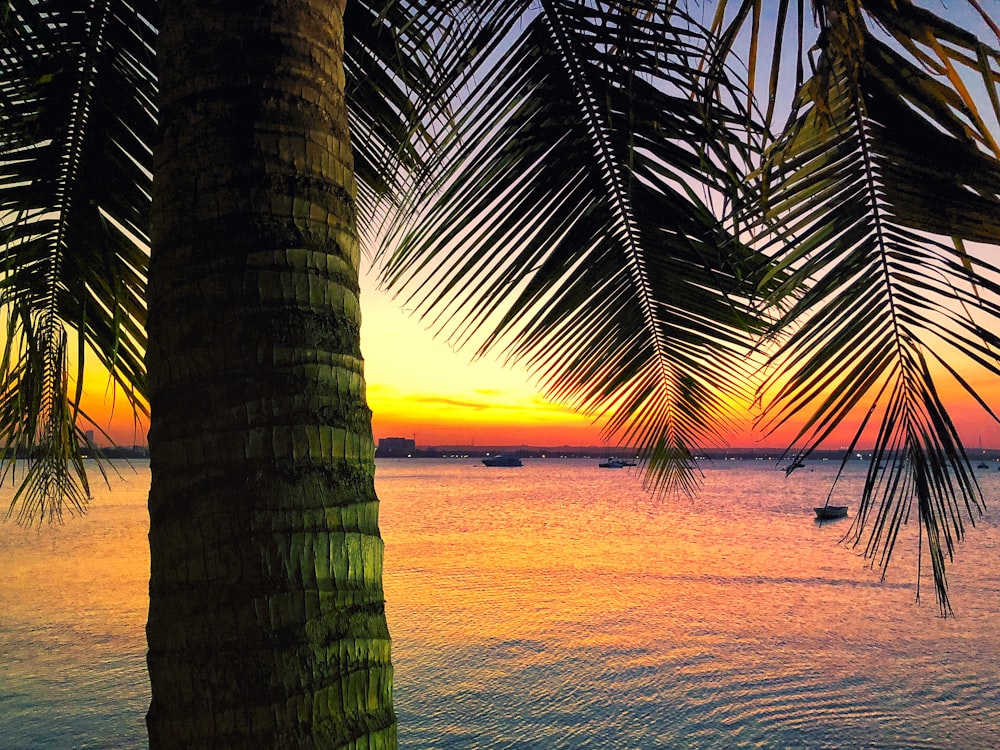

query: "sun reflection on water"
xmin=379 ymin=458 xmax=999 ymax=749
xmin=0 ymin=458 xmax=997 ymax=748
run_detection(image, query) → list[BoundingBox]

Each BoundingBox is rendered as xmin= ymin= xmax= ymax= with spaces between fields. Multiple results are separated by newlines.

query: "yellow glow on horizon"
xmin=73 ymin=265 xmax=1000 ymax=451
xmin=368 ymin=382 xmax=605 ymax=447
xmin=76 ymin=364 xmax=148 ymax=447
xmin=360 ymin=269 xmax=607 ymax=447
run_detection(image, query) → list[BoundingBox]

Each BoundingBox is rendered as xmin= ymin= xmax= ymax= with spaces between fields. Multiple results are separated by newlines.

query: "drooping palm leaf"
xmin=379 ymin=0 xmax=774 ymax=495
xmin=347 ymin=1 xmax=531 ymax=250
xmin=749 ymin=0 xmax=1000 ymax=613
xmin=0 ymin=0 xmax=156 ymax=522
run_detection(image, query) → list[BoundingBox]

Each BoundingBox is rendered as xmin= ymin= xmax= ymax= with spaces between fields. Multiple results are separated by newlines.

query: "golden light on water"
xmin=376 ymin=458 xmax=999 ymax=748
xmin=2 ymin=458 xmax=998 ymax=747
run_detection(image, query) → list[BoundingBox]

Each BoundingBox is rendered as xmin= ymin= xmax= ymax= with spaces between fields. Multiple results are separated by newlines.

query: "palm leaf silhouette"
xmin=380 ymin=1 xmax=772 ymax=495
xmin=0 ymin=0 xmax=155 ymax=522
xmin=0 ymin=0 xmax=492 ymax=520
xmin=743 ymin=0 xmax=1000 ymax=613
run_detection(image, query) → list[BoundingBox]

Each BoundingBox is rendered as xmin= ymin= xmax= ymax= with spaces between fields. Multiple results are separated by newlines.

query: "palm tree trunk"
xmin=145 ymin=1 xmax=395 ymax=747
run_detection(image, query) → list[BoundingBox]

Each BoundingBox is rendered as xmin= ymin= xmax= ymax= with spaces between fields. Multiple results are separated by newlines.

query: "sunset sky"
xmin=82 ymin=262 xmax=1000 ymax=452
xmin=358 ymin=268 xmax=606 ymax=449
xmin=357 ymin=268 xmax=1000 ymax=451
xmin=83 ymin=245 xmax=994 ymax=453
xmin=64 ymin=3 xmax=1000 ymax=453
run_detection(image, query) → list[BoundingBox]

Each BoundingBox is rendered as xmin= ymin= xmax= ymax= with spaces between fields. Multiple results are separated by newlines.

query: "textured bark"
xmin=145 ymin=1 xmax=395 ymax=747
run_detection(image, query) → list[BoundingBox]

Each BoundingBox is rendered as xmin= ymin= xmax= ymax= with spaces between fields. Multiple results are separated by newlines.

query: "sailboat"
xmin=977 ymin=437 xmax=989 ymax=469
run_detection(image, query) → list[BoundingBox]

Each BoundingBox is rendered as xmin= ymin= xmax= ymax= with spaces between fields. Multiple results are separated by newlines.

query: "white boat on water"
xmin=599 ymin=458 xmax=635 ymax=468
xmin=482 ymin=453 xmax=522 ymax=467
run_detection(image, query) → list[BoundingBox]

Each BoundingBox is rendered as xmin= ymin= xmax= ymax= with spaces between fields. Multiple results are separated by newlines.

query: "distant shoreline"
xmin=374 ymin=445 xmax=1000 ymax=462
xmin=49 ymin=444 xmax=1000 ymax=464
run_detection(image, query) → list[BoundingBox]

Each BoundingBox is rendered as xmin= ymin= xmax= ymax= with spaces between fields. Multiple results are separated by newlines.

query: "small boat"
xmin=599 ymin=457 xmax=637 ymax=468
xmin=482 ymin=453 xmax=522 ymax=467
xmin=814 ymin=505 xmax=848 ymax=520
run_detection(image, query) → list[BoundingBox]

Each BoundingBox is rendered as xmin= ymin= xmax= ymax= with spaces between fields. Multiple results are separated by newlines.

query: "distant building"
xmin=376 ymin=437 xmax=416 ymax=457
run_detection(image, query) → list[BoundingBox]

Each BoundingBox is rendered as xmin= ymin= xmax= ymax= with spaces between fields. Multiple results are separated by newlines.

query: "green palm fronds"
xmin=0 ymin=0 xmax=495 ymax=521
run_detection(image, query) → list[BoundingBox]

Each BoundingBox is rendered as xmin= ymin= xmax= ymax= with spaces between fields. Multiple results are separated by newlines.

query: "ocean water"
xmin=0 ymin=458 xmax=997 ymax=749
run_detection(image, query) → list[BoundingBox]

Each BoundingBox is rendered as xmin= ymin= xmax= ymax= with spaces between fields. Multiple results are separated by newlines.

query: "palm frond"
xmin=0 ymin=302 xmax=95 ymax=524
xmin=753 ymin=1 xmax=1000 ymax=613
xmin=347 ymin=1 xmax=532 ymax=250
xmin=0 ymin=0 xmax=155 ymax=522
xmin=378 ymin=0 xmax=772 ymax=494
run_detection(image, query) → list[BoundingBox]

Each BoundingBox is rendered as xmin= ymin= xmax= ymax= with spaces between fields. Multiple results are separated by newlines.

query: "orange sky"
xmin=79 ymin=264 xmax=1000 ymax=451
xmin=357 ymin=267 xmax=1000 ymax=451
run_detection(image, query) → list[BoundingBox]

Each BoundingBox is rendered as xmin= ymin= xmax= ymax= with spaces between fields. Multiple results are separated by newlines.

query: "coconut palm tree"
xmin=2 ymin=1 xmax=999 ymax=747
xmin=143 ymin=2 xmax=398 ymax=746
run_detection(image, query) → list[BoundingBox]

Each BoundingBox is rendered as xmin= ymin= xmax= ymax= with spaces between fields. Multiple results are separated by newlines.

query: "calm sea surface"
xmin=1 ymin=458 xmax=998 ymax=749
